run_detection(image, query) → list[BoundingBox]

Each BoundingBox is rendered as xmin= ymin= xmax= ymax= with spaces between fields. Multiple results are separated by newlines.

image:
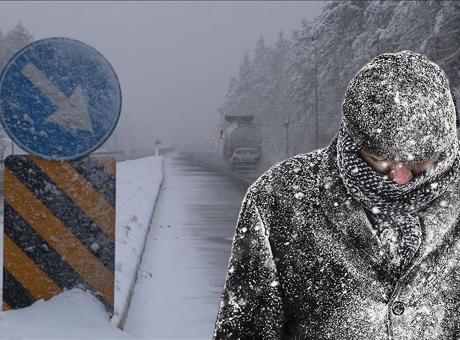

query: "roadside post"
xmin=155 ymin=138 xmax=161 ymax=157
xmin=0 ymin=38 xmax=121 ymax=314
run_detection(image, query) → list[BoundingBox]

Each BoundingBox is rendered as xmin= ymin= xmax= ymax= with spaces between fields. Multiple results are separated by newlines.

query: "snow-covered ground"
xmin=0 ymin=155 xmax=164 ymax=339
xmin=0 ymin=289 xmax=130 ymax=339
xmin=113 ymin=156 xmax=164 ymax=327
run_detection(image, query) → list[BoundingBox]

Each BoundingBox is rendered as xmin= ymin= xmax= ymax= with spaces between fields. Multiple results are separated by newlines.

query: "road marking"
xmin=21 ymin=63 xmax=94 ymax=133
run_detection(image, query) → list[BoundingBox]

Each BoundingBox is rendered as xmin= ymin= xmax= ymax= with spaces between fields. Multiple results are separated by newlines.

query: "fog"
xmin=0 ymin=1 xmax=324 ymax=152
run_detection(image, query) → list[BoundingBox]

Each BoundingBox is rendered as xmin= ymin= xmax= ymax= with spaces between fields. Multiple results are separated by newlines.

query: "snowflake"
xmin=372 ymin=206 xmax=381 ymax=214
xmin=294 ymin=192 xmax=305 ymax=199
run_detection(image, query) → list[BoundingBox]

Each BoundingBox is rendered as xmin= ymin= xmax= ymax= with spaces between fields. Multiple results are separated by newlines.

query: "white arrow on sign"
xmin=21 ymin=63 xmax=94 ymax=133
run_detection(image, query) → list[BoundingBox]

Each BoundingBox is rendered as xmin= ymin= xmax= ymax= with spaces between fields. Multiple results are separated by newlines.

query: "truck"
xmin=221 ymin=115 xmax=262 ymax=170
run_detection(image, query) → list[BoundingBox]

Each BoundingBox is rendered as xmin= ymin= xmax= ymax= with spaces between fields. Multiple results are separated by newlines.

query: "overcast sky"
xmin=0 ymin=1 xmax=325 ymax=151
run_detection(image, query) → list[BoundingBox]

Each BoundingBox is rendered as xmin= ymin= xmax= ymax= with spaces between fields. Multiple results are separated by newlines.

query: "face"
xmin=360 ymin=150 xmax=440 ymax=185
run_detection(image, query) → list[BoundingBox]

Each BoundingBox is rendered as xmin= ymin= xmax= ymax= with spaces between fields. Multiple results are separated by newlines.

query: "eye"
xmin=409 ymin=154 xmax=440 ymax=174
xmin=360 ymin=150 xmax=388 ymax=164
xmin=370 ymin=155 xmax=386 ymax=162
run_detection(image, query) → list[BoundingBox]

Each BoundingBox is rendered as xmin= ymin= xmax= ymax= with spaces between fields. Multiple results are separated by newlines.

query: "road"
xmin=124 ymin=152 xmax=248 ymax=339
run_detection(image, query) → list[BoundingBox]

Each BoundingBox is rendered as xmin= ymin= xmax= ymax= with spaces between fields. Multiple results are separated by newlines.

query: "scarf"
xmin=336 ymin=124 xmax=460 ymax=276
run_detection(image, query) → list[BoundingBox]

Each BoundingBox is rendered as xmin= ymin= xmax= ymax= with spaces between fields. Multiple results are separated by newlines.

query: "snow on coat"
xmin=213 ymin=141 xmax=460 ymax=339
xmin=214 ymin=51 xmax=460 ymax=339
xmin=342 ymin=51 xmax=457 ymax=163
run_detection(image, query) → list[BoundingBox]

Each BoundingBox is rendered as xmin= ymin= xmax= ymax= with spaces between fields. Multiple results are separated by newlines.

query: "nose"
xmin=389 ymin=163 xmax=413 ymax=185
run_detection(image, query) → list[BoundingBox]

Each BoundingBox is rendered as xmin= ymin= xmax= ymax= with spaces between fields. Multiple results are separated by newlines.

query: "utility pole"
xmin=311 ymin=33 xmax=319 ymax=150
xmin=348 ymin=4 xmax=383 ymax=55
xmin=284 ymin=120 xmax=289 ymax=158
xmin=314 ymin=45 xmax=319 ymax=149
xmin=376 ymin=11 xmax=380 ymax=55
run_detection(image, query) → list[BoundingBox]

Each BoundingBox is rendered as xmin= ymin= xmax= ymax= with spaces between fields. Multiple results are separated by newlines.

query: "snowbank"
xmin=0 ymin=289 xmax=130 ymax=339
xmin=113 ymin=156 xmax=164 ymax=326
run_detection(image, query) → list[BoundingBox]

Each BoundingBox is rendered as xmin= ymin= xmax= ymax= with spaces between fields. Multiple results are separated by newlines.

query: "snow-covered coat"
xmin=213 ymin=51 xmax=460 ymax=339
xmin=213 ymin=134 xmax=460 ymax=339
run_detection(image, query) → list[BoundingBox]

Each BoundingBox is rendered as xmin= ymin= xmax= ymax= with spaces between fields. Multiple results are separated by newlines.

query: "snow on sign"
xmin=2 ymin=155 xmax=115 ymax=313
xmin=0 ymin=37 xmax=121 ymax=160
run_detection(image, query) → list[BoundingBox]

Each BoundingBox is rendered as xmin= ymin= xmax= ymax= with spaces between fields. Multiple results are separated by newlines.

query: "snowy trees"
xmin=0 ymin=21 xmax=33 ymax=157
xmin=219 ymin=0 xmax=460 ymax=166
xmin=0 ymin=21 xmax=33 ymax=72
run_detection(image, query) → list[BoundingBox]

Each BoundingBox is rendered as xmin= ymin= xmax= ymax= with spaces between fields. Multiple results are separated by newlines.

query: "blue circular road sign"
xmin=0 ymin=37 xmax=122 ymax=160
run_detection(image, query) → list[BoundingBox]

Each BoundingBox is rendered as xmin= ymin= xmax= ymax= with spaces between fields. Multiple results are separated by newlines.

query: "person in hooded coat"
xmin=213 ymin=51 xmax=460 ymax=340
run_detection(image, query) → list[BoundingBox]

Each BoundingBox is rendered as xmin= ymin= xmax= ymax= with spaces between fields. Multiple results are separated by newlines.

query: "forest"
xmin=218 ymin=1 xmax=460 ymax=165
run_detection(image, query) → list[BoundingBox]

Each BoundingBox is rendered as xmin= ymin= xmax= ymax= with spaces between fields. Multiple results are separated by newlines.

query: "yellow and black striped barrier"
xmin=2 ymin=155 xmax=115 ymax=313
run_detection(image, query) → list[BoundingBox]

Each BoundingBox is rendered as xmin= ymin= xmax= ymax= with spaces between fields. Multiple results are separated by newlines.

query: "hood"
xmin=342 ymin=50 xmax=457 ymax=163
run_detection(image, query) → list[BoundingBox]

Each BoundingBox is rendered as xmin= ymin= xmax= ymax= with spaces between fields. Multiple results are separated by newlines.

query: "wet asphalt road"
xmin=124 ymin=152 xmax=248 ymax=339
